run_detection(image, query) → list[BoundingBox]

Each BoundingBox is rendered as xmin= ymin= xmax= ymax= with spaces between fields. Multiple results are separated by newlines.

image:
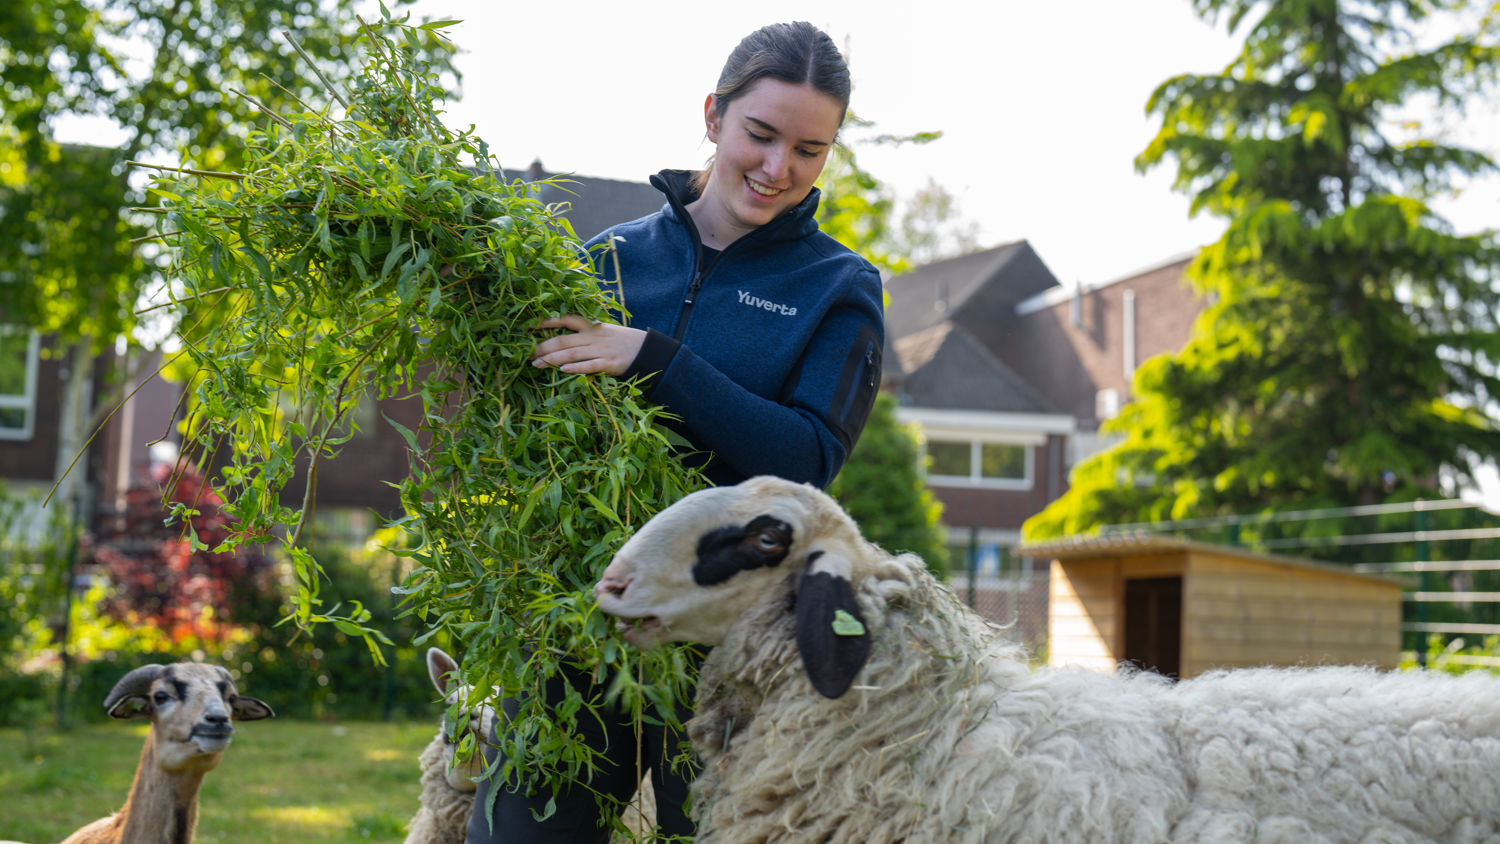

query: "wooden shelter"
xmin=1018 ymin=534 xmax=1402 ymax=678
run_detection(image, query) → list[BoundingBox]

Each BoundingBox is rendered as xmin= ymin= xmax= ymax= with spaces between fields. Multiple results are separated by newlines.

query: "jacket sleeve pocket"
xmin=827 ymin=323 xmax=883 ymax=454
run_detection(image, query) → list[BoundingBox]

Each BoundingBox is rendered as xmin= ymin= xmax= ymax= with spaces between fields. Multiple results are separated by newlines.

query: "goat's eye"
xmin=153 ymin=691 xmax=171 ymax=704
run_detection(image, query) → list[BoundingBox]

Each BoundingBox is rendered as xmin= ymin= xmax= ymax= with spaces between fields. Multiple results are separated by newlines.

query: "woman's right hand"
xmin=530 ymin=316 xmax=646 ymax=377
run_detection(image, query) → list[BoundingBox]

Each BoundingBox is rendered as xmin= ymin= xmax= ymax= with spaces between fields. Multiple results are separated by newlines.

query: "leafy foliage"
xmin=0 ymin=0 xmax=447 ymax=345
xmin=151 ymin=15 xmax=704 ymax=801
xmin=1403 ymin=633 xmax=1500 ymax=674
xmin=1027 ymin=0 xmax=1500 ymax=540
xmin=830 ymin=392 xmax=950 ymax=576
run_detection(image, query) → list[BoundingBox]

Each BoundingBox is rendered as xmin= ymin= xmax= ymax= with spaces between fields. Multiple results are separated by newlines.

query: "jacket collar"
xmin=649 ymin=169 xmax=823 ymax=245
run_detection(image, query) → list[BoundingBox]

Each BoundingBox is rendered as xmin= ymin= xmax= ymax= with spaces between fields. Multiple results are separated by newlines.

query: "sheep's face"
xmin=596 ymin=477 xmax=874 ymax=698
xmin=426 ymin=647 xmax=495 ymax=792
xmin=596 ymin=482 xmax=806 ymax=648
xmin=105 ymin=663 xmax=274 ymax=772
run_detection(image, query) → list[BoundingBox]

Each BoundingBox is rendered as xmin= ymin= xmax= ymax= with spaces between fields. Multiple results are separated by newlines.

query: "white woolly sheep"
xmin=407 ymin=648 xmax=656 ymax=843
xmin=405 ymin=647 xmax=496 ymax=844
xmin=60 ymin=662 xmax=273 ymax=844
xmin=594 ymin=475 xmax=1500 ymax=843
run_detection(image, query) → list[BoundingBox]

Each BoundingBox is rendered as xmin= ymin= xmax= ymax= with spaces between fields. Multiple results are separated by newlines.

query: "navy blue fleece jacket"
xmin=588 ymin=169 xmax=884 ymax=488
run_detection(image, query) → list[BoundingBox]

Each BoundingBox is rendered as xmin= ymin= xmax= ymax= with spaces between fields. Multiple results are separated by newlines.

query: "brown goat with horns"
xmin=60 ymin=662 xmax=273 ymax=844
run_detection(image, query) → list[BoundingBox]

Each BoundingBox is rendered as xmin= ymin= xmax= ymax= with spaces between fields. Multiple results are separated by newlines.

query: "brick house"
xmin=883 ymin=243 xmax=1206 ymax=572
xmin=0 ymin=331 xmax=86 ymax=541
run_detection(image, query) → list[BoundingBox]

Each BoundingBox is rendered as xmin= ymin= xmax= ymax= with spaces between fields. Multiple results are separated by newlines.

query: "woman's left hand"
xmin=531 ymin=315 xmax=646 ymax=376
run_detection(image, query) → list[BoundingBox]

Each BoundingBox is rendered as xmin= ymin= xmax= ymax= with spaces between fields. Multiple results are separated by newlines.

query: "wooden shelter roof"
xmin=1018 ymin=532 xmax=1402 ymax=587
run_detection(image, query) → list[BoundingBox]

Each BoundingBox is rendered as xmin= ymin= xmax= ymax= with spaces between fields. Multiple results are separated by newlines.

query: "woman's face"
xmin=694 ymin=78 xmax=844 ymax=248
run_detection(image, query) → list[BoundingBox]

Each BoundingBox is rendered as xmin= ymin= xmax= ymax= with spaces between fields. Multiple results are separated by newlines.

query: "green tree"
xmin=815 ymin=118 xmax=911 ymax=274
xmin=816 ymin=118 xmax=977 ymax=274
xmin=830 ymin=392 xmax=950 ymax=577
xmin=1027 ymin=0 xmax=1500 ymax=540
xmin=893 ymin=177 xmax=982 ymax=268
xmin=0 ymin=0 xmax=454 ymax=513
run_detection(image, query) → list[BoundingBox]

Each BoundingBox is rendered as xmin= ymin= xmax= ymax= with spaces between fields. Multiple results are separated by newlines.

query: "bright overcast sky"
xmin=369 ymin=0 xmax=1496 ymax=291
xmin=376 ymin=0 xmax=1237 ymax=288
xmin=57 ymin=0 xmax=1494 ymax=288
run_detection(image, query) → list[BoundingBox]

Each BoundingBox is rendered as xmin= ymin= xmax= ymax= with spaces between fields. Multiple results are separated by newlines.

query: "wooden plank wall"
xmin=1048 ymin=549 xmax=1401 ymax=677
xmin=1183 ymin=551 xmax=1401 ymax=674
xmin=1049 ymin=559 xmax=1117 ymax=672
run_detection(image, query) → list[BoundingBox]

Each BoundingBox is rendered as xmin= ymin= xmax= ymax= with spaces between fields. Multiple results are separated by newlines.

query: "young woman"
xmin=467 ymin=21 xmax=884 ymax=842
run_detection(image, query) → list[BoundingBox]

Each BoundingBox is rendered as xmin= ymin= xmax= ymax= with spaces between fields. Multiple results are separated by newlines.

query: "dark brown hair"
xmin=691 ymin=22 xmax=851 ymax=194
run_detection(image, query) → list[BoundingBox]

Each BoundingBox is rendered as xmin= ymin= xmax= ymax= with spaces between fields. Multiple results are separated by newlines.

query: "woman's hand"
xmin=531 ymin=315 xmax=646 ymax=376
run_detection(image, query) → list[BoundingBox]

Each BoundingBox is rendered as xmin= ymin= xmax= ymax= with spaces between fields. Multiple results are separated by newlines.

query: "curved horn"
xmin=103 ymin=664 xmax=165 ymax=712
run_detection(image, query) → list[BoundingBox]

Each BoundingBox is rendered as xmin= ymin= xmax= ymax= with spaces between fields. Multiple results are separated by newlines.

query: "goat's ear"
xmin=104 ymin=663 xmax=164 ymax=719
xmin=231 ymin=696 xmax=275 ymax=721
xmin=794 ymin=551 xmax=872 ymax=699
xmin=107 ymin=695 xmax=152 ymax=720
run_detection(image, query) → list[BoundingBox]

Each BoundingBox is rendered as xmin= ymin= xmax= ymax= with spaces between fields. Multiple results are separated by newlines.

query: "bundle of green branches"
xmin=146 ymin=15 xmax=704 ymax=812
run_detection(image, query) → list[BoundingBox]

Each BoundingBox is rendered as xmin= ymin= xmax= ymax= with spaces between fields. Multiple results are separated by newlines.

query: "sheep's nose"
xmin=204 ymin=710 xmax=230 ymax=725
xmin=594 ymin=574 xmax=630 ymax=601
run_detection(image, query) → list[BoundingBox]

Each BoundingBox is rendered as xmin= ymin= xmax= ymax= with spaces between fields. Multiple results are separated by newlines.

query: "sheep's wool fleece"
xmin=403 ymin=728 xmax=660 ymax=843
xmin=688 ymin=551 xmax=1500 ymax=843
xmin=405 ymin=733 xmax=473 ymax=844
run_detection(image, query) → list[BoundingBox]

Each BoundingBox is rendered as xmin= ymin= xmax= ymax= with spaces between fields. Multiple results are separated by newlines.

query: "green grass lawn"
xmin=0 ymin=719 xmax=439 ymax=843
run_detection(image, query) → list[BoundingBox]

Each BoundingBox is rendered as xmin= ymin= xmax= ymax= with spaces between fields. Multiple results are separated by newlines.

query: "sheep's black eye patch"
xmin=693 ymin=515 xmax=794 ymax=586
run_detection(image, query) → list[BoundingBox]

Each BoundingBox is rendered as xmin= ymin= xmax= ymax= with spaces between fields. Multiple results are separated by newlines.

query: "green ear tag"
xmin=832 ymin=609 xmax=865 ymax=637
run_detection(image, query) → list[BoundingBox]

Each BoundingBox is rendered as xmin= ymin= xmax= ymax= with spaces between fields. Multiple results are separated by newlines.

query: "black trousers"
xmin=465 ymin=663 xmax=698 ymax=843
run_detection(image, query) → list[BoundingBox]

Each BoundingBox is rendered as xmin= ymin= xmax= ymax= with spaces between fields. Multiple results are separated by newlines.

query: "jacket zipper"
xmin=659 ymin=174 xmax=799 ymax=342
xmin=674 ymin=261 xmax=708 ymax=341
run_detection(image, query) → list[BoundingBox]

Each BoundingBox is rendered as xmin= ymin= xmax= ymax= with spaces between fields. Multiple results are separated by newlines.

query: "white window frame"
xmin=0 ymin=328 xmax=40 ymax=441
xmin=896 ymin=407 xmax=1073 ymax=494
xmin=926 ymin=436 xmax=1034 ymax=491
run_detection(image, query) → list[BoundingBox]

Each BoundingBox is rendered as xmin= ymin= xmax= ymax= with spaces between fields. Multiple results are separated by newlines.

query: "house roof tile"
xmin=889 ymin=321 xmax=1055 ymax=414
xmin=883 ymin=240 xmax=1058 ymax=340
xmin=510 ymin=160 xmax=663 ymax=241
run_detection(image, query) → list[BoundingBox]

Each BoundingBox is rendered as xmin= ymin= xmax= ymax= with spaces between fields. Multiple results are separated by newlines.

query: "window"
xmin=0 ymin=328 xmax=39 ymax=440
xmin=927 ymin=438 xmax=1031 ymax=489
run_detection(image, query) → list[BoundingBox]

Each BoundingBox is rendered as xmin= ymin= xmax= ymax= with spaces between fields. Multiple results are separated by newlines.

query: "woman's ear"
xmin=794 ymin=551 xmax=872 ymax=699
xmin=704 ymin=93 xmax=721 ymax=143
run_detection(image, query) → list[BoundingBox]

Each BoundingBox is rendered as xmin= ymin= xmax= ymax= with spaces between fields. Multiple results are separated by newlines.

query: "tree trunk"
xmin=51 ymin=340 xmax=96 ymax=521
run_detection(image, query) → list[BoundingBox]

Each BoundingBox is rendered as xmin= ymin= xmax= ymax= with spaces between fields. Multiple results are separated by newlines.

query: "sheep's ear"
xmin=795 ymin=551 xmax=871 ymax=699
xmin=427 ymin=647 xmax=460 ymax=695
xmin=231 ymin=696 xmax=275 ymax=721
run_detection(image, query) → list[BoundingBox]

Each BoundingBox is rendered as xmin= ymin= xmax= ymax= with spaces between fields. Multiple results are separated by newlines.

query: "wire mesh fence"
xmin=948 ymin=551 xmax=1051 ymax=657
xmin=1097 ymin=498 xmax=1500 ymax=666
